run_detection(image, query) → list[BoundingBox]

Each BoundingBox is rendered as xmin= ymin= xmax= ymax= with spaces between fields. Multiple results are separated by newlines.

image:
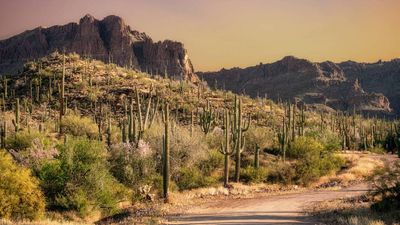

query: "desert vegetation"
xmin=0 ymin=52 xmax=399 ymax=224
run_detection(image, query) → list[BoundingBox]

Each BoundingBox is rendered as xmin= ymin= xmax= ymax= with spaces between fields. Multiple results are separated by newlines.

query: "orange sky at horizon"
xmin=0 ymin=0 xmax=399 ymax=71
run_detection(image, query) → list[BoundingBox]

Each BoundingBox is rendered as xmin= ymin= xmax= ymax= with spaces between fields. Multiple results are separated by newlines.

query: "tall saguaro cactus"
xmin=12 ymin=98 xmax=20 ymax=132
xmin=59 ymin=53 xmax=66 ymax=133
xmin=219 ymin=110 xmax=235 ymax=187
xmin=232 ymin=96 xmax=250 ymax=182
xmin=199 ymin=100 xmax=215 ymax=135
xmin=162 ymin=103 xmax=170 ymax=202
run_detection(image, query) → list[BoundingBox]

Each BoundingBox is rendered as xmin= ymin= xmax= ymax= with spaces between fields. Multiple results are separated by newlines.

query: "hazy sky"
xmin=0 ymin=0 xmax=399 ymax=71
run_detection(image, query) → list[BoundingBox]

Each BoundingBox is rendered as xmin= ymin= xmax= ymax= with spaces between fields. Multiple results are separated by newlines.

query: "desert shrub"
xmin=198 ymin=149 xmax=224 ymax=176
xmin=205 ymin=128 xmax=224 ymax=150
xmin=6 ymin=134 xmax=58 ymax=174
xmin=370 ymin=161 xmax=400 ymax=212
xmin=61 ymin=114 xmax=98 ymax=139
xmin=245 ymin=126 xmax=273 ymax=154
xmin=290 ymin=137 xmax=345 ymax=185
xmin=38 ymin=138 xmax=127 ymax=217
xmin=0 ymin=150 xmax=45 ymax=220
xmin=5 ymin=130 xmax=51 ymax=152
xmin=108 ymin=141 xmax=157 ymax=189
xmin=306 ymin=128 xmax=341 ymax=152
xmin=240 ymin=166 xmax=268 ymax=184
xmin=143 ymin=120 xmax=208 ymax=178
xmin=267 ymin=162 xmax=296 ymax=184
xmin=175 ymin=167 xmax=217 ymax=190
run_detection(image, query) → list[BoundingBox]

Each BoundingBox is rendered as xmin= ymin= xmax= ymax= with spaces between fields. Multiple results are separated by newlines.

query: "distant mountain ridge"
xmin=0 ymin=14 xmax=197 ymax=81
xmin=199 ymin=56 xmax=400 ymax=116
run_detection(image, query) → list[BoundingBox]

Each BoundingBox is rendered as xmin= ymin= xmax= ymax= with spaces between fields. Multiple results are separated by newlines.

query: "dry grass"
xmin=313 ymin=152 xmax=386 ymax=188
xmin=0 ymin=219 xmax=91 ymax=225
xmin=306 ymin=197 xmax=400 ymax=225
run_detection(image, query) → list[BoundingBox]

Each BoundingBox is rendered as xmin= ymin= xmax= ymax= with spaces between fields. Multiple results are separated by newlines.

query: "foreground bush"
xmin=290 ymin=137 xmax=345 ymax=185
xmin=175 ymin=167 xmax=217 ymax=190
xmin=240 ymin=166 xmax=268 ymax=184
xmin=108 ymin=141 xmax=158 ymax=191
xmin=5 ymin=130 xmax=51 ymax=152
xmin=38 ymin=138 xmax=127 ymax=216
xmin=61 ymin=114 xmax=98 ymax=139
xmin=370 ymin=161 xmax=400 ymax=212
xmin=0 ymin=150 xmax=45 ymax=220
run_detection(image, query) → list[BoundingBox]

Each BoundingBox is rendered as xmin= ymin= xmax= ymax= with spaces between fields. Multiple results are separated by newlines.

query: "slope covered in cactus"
xmin=0 ymin=52 xmax=399 ymax=222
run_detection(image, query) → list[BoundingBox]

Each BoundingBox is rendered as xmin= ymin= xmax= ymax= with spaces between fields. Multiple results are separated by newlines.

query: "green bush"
xmin=198 ymin=149 xmax=224 ymax=176
xmin=38 ymin=138 xmax=127 ymax=217
xmin=0 ymin=150 xmax=45 ymax=220
xmin=5 ymin=130 xmax=51 ymax=152
xmin=175 ymin=167 xmax=217 ymax=191
xmin=267 ymin=162 xmax=296 ymax=184
xmin=244 ymin=126 xmax=273 ymax=153
xmin=143 ymin=120 xmax=208 ymax=177
xmin=290 ymin=137 xmax=345 ymax=185
xmin=108 ymin=141 xmax=157 ymax=189
xmin=61 ymin=114 xmax=98 ymax=139
xmin=240 ymin=166 xmax=268 ymax=184
xmin=305 ymin=128 xmax=341 ymax=152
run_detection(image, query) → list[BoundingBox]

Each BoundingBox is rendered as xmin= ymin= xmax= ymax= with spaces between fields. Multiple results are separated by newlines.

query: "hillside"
xmin=0 ymin=14 xmax=196 ymax=81
xmin=198 ymin=56 xmax=399 ymax=116
xmin=0 ymin=52 xmax=399 ymax=224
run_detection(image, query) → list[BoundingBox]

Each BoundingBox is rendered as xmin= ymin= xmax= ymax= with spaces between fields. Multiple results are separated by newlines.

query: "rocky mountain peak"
xmin=0 ymin=14 xmax=197 ymax=81
xmin=80 ymin=14 xmax=96 ymax=24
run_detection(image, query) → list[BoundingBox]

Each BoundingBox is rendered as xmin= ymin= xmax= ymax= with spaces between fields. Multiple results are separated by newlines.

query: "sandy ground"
xmin=166 ymin=154 xmax=397 ymax=225
xmin=166 ymin=183 xmax=368 ymax=225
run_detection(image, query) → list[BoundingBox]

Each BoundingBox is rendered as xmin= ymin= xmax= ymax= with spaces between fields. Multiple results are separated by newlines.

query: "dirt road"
xmin=166 ymin=183 xmax=369 ymax=225
xmin=166 ymin=154 xmax=396 ymax=225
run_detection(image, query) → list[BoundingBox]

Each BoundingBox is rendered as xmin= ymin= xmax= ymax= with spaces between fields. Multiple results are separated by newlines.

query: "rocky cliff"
xmin=199 ymin=56 xmax=396 ymax=116
xmin=0 ymin=14 xmax=196 ymax=81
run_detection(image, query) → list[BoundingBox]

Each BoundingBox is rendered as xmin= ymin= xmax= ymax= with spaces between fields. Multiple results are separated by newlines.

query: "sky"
xmin=0 ymin=0 xmax=399 ymax=71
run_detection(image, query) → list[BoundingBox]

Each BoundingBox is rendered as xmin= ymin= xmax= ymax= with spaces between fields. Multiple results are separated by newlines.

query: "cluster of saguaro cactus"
xmin=199 ymin=100 xmax=215 ymax=135
xmin=277 ymin=102 xmax=301 ymax=161
xmin=121 ymin=88 xmax=159 ymax=145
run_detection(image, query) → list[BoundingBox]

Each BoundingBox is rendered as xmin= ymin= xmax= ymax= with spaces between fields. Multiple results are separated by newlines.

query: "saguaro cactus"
xmin=199 ymin=100 xmax=215 ymax=135
xmin=232 ymin=96 xmax=250 ymax=182
xmin=219 ymin=110 xmax=235 ymax=187
xmin=162 ymin=103 xmax=170 ymax=202
xmin=278 ymin=115 xmax=287 ymax=162
xmin=59 ymin=53 xmax=66 ymax=133
xmin=12 ymin=98 xmax=20 ymax=132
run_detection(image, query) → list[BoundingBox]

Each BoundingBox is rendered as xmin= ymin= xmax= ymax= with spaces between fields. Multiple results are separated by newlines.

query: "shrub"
xmin=244 ymin=126 xmax=273 ymax=153
xmin=305 ymin=128 xmax=341 ymax=152
xmin=267 ymin=162 xmax=296 ymax=184
xmin=290 ymin=137 xmax=344 ymax=185
xmin=370 ymin=161 xmax=400 ymax=212
xmin=108 ymin=141 xmax=157 ymax=189
xmin=198 ymin=149 xmax=224 ymax=176
xmin=0 ymin=150 xmax=45 ymax=220
xmin=5 ymin=130 xmax=50 ymax=152
xmin=61 ymin=114 xmax=98 ymax=139
xmin=38 ymin=138 xmax=127 ymax=217
xmin=143 ymin=120 xmax=208 ymax=178
xmin=175 ymin=167 xmax=217 ymax=190
xmin=240 ymin=166 xmax=268 ymax=184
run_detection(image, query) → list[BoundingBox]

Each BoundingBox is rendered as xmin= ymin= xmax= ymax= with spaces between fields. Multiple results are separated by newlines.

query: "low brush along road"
xmin=166 ymin=154 xmax=397 ymax=225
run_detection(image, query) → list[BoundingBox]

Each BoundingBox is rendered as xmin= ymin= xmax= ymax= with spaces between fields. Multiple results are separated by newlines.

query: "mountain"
xmin=198 ymin=56 xmax=398 ymax=116
xmin=0 ymin=14 xmax=196 ymax=81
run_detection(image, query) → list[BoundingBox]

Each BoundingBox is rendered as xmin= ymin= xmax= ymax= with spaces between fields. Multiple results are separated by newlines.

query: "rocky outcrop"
xmin=199 ymin=56 xmax=394 ymax=116
xmin=0 ymin=14 xmax=196 ymax=81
